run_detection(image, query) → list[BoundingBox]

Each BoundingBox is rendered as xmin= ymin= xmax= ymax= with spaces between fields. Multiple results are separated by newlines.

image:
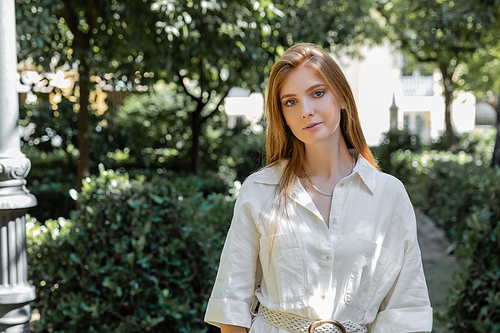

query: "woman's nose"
xmin=301 ymin=100 xmax=314 ymax=118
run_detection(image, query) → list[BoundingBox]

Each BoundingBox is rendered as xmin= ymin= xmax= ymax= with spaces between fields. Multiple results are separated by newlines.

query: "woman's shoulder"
xmin=356 ymin=156 xmax=407 ymax=196
xmin=243 ymin=161 xmax=286 ymax=187
xmin=375 ymin=170 xmax=406 ymax=193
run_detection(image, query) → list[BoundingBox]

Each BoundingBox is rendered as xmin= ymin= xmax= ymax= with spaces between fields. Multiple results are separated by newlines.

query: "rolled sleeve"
xmin=204 ymin=181 xmax=260 ymax=328
xmin=371 ymin=208 xmax=433 ymax=333
xmin=371 ymin=305 xmax=433 ymax=333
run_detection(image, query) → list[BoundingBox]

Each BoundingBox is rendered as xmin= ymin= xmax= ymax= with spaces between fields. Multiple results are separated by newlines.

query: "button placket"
xmin=329 ymin=180 xmax=346 ymax=235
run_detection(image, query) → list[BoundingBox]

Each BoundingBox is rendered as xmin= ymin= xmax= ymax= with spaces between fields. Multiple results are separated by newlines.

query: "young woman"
xmin=205 ymin=43 xmax=432 ymax=333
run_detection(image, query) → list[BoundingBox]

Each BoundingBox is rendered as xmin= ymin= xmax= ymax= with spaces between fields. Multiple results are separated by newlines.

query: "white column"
xmin=0 ymin=0 xmax=37 ymax=332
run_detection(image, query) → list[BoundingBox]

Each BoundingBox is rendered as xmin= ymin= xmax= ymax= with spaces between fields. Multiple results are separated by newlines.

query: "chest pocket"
xmin=260 ymin=232 xmax=304 ymax=303
xmin=345 ymin=238 xmax=389 ymax=311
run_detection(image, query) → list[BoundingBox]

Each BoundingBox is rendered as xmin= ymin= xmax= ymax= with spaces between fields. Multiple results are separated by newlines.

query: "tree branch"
xmin=178 ymin=71 xmax=202 ymax=104
xmin=202 ymin=89 xmax=230 ymax=122
xmin=199 ymin=60 xmax=206 ymax=94
xmin=86 ymin=0 xmax=99 ymax=32
xmin=61 ymin=0 xmax=88 ymax=48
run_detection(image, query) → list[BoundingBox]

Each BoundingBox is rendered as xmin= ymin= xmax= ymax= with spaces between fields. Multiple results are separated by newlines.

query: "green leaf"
xmin=150 ymin=194 xmax=164 ymax=204
xmin=200 ymin=201 xmax=213 ymax=211
xmin=70 ymin=253 xmax=81 ymax=264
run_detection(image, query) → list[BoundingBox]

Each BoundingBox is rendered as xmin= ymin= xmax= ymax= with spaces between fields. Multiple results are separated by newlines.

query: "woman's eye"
xmin=285 ymin=100 xmax=296 ymax=106
xmin=314 ymin=91 xmax=325 ymax=97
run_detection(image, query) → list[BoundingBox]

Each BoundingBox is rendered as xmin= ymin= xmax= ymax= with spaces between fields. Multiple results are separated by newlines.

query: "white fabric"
xmin=204 ymin=155 xmax=433 ymax=332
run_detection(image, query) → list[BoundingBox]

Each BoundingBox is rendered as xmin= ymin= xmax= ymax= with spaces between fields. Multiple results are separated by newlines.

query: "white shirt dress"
xmin=205 ymin=155 xmax=433 ymax=333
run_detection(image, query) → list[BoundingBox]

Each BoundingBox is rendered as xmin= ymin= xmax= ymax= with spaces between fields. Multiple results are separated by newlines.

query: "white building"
xmin=339 ymin=43 xmax=475 ymax=146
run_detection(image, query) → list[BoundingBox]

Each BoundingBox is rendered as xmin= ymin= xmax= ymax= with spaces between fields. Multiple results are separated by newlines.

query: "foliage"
xmin=378 ymin=129 xmax=499 ymax=331
xmin=17 ymin=0 xmax=165 ymax=187
xmin=20 ymin=82 xmax=265 ymax=221
xmin=95 ymin=83 xmax=266 ymax=178
xmin=92 ymin=84 xmax=194 ymax=171
xmin=446 ymin=194 xmax=500 ymax=332
xmin=381 ymin=129 xmax=494 ymax=239
xmin=17 ymin=0 xmax=387 ymax=178
xmin=16 ymin=0 xmax=159 ymax=84
xmin=389 ymin=149 xmax=489 ymax=242
xmin=268 ymin=0 xmax=385 ymax=56
xmin=27 ymin=165 xmax=235 ymax=333
xmin=455 ymin=39 xmax=500 ymax=167
xmin=19 ymin=90 xmax=81 ymax=170
xmin=371 ymin=128 xmax=422 ymax=173
xmin=147 ymin=0 xmax=386 ymax=173
xmin=430 ymin=129 xmax=496 ymax=162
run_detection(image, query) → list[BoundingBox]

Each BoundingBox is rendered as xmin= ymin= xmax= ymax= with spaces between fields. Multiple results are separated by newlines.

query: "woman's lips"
xmin=303 ymin=122 xmax=321 ymax=131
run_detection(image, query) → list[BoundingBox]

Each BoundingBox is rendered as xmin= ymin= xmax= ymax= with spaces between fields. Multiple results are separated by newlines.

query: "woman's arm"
xmin=204 ymin=178 xmax=261 ymax=329
xmin=220 ymin=323 xmax=247 ymax=333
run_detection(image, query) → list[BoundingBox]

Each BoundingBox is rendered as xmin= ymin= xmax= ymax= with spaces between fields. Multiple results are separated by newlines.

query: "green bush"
xmin=371 ymin=128 xmax=422 ymax=173
xmin=380 ymin=128 xmax=496 ymax=242
xmin=27 ymin=181 xmax=74 ymax=222
xmin=388 ymin=150 xmax=490 ymax=242
xmin=430 ymin=129 xmax=495 ymax=161
xmin=28 ymin=165 xmax=235 ymax=333
xmin=446 ymin=167 xmax=500 ymax=332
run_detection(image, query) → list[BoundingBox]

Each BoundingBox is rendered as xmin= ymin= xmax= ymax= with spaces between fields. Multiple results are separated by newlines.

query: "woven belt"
xmin=256 ymin=303 xmax=368 ymax=333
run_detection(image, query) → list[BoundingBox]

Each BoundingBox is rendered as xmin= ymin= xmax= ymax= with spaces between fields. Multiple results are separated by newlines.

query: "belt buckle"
xmin=309 ymin=319 xmax=346 ymax=333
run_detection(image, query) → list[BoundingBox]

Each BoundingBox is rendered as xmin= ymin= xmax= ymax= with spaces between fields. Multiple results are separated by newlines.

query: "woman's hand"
xmin=220 ymin=323 xmax=248 ymax=333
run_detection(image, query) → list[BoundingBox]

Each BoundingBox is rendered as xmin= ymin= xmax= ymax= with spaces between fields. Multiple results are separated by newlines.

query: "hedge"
xmin=27 ymin=165 xmax=235 ymax=333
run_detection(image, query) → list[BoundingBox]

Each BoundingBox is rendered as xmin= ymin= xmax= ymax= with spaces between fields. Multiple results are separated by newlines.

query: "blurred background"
xmin=10 ymin=0 xmax=500 ymax=331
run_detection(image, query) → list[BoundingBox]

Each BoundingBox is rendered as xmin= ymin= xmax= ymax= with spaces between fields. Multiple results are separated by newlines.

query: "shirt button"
xmin=339 ymin=183 xmax=344 ymax=187
xmin=332 ymin=217 xmax=337 ymax=223
xmin=321 ymin=295 xmax=326 ymax=300
xmin=325 ymin=255 xmax=331 ymax=261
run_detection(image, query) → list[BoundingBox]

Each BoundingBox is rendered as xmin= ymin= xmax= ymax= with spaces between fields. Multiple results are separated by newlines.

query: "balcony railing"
xmin=402 ymin=70 xmax=434 ymax=96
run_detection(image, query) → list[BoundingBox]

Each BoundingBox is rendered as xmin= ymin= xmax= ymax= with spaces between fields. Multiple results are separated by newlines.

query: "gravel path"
xmin=416 ymin=209 xmax=460 ymax=333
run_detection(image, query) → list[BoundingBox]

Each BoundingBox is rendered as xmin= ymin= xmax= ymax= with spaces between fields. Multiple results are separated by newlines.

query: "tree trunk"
xmin=440 ymin=64 xmax=456 ymax=151
xmin=491 ymin=95 xmax=500 ymax=168
xmin=77 ymin=58 xmax=90 ymax=191
xmin=190 ymin=108 xmax=203 ymax=174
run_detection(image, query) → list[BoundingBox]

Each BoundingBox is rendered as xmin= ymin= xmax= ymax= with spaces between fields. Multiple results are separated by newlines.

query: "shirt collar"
xmin=252 ymin=152 xmax=377 ymax=195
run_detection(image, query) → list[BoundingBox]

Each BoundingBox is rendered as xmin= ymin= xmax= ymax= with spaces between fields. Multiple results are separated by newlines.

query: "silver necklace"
xmin=304 ymin=158 xmax=356 ymax=197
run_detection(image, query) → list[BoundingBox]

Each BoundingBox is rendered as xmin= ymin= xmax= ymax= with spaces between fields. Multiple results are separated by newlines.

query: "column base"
xmin=0 ymin=303 xmax=31 ymax=332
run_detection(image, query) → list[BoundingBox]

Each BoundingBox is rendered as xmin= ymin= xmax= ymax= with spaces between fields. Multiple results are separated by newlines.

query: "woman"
xmin=205 ymin=43 xmax=433 ymax=333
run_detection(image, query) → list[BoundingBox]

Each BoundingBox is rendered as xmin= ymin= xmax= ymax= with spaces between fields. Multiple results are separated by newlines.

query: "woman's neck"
xmin=303 ymin=134 xmax=354 ymax=184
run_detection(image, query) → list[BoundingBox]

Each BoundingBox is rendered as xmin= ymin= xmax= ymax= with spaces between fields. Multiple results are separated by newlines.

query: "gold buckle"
xmin=309 ymin=319 xmax=346 ymax=333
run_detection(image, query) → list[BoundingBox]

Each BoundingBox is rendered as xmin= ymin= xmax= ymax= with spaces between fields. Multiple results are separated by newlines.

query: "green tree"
xmin=452 ymin=0 xmax=500 ymax=167
xmin=18 ymin=0 xmax=385 ymax=179
xmin=457 ymin=42 xmax=500 ymax=167
xmin=377 ymin=0 xmax=493 ymax=150
xmin=148 ymin=0 xmax=385 ymax=173
xmin=17 ymin=0 xmax=160 ymax=190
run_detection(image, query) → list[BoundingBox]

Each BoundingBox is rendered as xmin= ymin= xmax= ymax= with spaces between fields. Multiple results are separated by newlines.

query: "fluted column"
xmin=0 ymin=0 xmax=37 ymax=332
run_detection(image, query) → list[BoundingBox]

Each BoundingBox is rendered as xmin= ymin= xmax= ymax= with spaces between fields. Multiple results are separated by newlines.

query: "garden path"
xmin=416 ymin=209 xmax=460 ymax=333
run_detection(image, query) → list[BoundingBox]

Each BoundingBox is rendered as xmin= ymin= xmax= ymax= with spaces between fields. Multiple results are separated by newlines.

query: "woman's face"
xmin=279 ymin=66 xmax=343 ymax=146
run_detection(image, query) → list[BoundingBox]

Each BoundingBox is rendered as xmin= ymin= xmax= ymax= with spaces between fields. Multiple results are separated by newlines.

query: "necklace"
xmin=304 ymin=158 xmax=356 ymax=197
